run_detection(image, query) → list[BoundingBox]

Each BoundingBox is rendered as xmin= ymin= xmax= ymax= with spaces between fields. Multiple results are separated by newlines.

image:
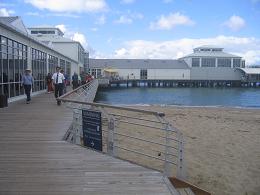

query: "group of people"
xmin=21 ymin=67 xmax=94 ymax=105
xmin=72 ymin=72 xmax=94 ymax=90
xmin=21 ymin=66 xmax=65 ymax=105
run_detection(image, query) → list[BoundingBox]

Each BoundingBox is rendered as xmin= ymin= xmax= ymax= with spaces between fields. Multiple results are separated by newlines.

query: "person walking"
xmin=60 ymin=69 xmax=67 ymax=94
xmin=72 ymin=72 xmax=79 ymax=90
xmin=22 ymin=68 xmax=34 ymax=104
xmin=52 ymin=67 xmax=65 ymax=106
xmin=46 ymin=73 xmax=52 ymax=93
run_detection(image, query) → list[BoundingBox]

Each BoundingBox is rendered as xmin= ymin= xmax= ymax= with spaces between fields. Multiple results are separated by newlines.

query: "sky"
xmin=0 ymin=0 xmax=260 ymax=65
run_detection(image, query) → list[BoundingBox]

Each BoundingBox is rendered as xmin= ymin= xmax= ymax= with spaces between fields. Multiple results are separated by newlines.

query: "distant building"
xmin=181 ymin=46 xmax=244 ymax=81
xmin=89 ymin=46 xmax=246 ymax=81
xmin=0 ymin=16 xmax=88 ymax=101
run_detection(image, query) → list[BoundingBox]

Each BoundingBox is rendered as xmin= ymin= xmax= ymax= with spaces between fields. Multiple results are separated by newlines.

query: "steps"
xmin=177 ymin=188 xmax=195 ymax=195
xmin=169 ymin=177 xmax=211 ymax=195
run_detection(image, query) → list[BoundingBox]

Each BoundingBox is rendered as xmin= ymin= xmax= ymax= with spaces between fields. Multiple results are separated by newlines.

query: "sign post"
xmin=82 ymin=110 xmax=102 ymax=151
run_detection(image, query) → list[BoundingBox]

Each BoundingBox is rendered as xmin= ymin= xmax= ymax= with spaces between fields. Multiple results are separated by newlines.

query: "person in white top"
xmin=52 ymin=66 xmax=65 ymax=106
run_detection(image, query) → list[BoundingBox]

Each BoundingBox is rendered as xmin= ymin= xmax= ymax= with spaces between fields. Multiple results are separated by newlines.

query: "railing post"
xmin=163 ymin=123 xmax=171 ymax=177
xmin=107 ymin=117 xmax=116 ymax=157
xmin=177 ymin=130 xmax=186 ymax=179
xmin=72 ymin=108 xmax=82 ymax=145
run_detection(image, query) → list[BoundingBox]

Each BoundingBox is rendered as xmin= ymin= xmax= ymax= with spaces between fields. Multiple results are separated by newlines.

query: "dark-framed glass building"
xmin=0 ymin=16 xmax=85 ymax=101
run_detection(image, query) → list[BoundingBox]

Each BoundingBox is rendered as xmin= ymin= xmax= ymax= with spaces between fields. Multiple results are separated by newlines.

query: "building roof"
xmin=0 ymin=16 xmax=19 ymax=24
xmin=0 ymin=16 xmax=78 ymax=64
xmin=194 ymin=45 xmax=224 ymax=50
xmin=183 ymin=51 xmax=241 ymax=58
xmin=28 ymin=27 xmax=64 ymax=36
xmin=237 ymin=68 xmax=260 ymax=74
xmin=89 ymin=59 xmax=189 ymax=69
xmin=0 ymin=16 xmax=28 ymax=34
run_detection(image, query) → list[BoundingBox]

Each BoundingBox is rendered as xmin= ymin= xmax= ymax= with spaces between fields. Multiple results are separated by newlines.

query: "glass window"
xmin=8 ymin=39 xmax=13 ymax=47
xmin=218 ymin=58 xmax=231 ymax=67
xmin=233 ymin=59 xmax=241 ymax=68
xmin=1 ymin=36 xmax=7 ymax=45
xmin=201 ymin=58 xmax=216 ymax=67
xmin=192 ymin=58 xmax=200 ymax=67
xmin=0 ymin=58 xmax=2 ymax=84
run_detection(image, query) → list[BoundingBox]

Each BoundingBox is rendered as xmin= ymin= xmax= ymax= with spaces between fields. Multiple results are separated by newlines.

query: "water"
xmin=95 ymin=87 xmax=260 ymax=108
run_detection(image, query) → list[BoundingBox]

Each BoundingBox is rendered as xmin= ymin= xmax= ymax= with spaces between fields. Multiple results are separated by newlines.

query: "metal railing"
xmin=58 ymin=79 xmax=185 ymax=179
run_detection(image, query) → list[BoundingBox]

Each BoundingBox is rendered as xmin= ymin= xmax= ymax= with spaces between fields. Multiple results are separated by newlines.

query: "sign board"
xmin=82 ymin=110 xmax=102 ymax=151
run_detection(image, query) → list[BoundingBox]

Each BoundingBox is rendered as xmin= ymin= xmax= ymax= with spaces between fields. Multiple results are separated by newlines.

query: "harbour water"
xmin=95 ymin=87 xmax=260 ymax=108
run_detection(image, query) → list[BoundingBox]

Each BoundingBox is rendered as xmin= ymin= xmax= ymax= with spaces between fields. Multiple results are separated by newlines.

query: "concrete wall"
xmin=106 ymin=69 xmax=190 ymax=80
xmin=116 ymin=69 xmax=140 ymax=79
xmin=190 ymin=67 xmax=242 ymax=80
xmin=148 ymin=69 xmax=190 ymax=80
xmin=52 ymin=42 xmax=78 ymax=62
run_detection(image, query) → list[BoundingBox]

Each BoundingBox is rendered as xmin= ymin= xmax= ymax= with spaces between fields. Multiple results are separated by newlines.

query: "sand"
xmin=130 ymin=106 xmax=260 ymax=195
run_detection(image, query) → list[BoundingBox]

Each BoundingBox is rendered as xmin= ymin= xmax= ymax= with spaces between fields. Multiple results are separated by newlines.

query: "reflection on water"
xmin=95 ymin=87 xmax=260 ymax=108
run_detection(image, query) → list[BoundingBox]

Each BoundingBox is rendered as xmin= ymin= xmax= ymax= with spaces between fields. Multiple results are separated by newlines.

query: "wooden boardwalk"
xmin=0 ymin=93 xmax=173 ymax=195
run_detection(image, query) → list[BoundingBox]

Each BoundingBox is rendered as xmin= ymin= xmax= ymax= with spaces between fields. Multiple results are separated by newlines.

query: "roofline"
xmin=51 ymin=41 xmax=84 ymax=48
xmin=28 ymin=27 xmax=64 ymax=36
xmin=236 ymin=68 xmax=260 ymax=74
xmin=89 ymin=58 xmax=183 ymax=61
xmin=0 ymin=22 xmax=78 ymax=64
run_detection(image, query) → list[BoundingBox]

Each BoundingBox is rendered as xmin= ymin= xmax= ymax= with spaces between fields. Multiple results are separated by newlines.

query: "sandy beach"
xmin=132 ymin=106 xmax=260 ymax=195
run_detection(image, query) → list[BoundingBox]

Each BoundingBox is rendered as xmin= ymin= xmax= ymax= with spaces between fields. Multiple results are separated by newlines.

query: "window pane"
xmin=192 ymin=58 xmax=200 ymax=67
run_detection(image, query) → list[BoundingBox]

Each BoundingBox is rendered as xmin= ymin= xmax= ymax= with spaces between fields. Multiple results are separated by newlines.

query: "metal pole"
xmin=107 ymin=117 xmax=116 ymax=157
xmin=177 ymin=130 xmax=186 ymax=179
xmin=163 ymin=123 xmax=171 ymax=177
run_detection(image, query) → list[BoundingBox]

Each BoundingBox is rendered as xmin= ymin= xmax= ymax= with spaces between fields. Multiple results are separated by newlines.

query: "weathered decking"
xmin=0 ymin=93 xmax=173 ymax=194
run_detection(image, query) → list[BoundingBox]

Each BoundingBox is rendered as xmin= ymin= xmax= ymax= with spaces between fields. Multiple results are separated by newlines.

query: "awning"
xmin=236 ymin=68 xmax=260 ymax=74
xmin=104 ymin=68 xmax=118 ymax=73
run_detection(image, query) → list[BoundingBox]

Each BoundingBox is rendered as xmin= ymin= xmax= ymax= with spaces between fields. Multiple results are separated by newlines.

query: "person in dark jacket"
xmin=46 ymin=73 xmax=52 ymax=93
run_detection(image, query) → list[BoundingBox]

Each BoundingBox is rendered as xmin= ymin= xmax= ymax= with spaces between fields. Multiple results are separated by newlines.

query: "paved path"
xmin=0 ymin=93 xmax=173 ymax=195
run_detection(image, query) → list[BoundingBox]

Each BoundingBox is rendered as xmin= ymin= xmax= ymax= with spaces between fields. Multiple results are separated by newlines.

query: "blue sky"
xmin=0 ymin=0 xmax=260 ymax=65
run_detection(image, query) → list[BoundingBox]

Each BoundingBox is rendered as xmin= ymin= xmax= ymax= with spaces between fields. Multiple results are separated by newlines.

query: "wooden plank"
xmin=0 ymin=93 xmax=173 ymax=195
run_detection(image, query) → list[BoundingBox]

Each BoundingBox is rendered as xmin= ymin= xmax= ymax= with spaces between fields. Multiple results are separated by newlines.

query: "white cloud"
xmin=55 ymin=24 xmax=67 ymax=34
xmin=224 ymin=15 xmax=245 ymax=31
xmin=95 ymin=15 xmax=106 ymax=25
xmin=150 ymin=12 xmax=195 ymax=30
xmin=114 ymin=11 xmax=143 ymax=24
xmin=120 ymin=0 xmax=135 ymax=4
xmin=25 ymin=0 xmax=108 ymax=13
xmin=0 ymin=8 xmax=15 ymax=16
xmin=55 ymin=24 xmax=89 ymax=48
xmin=114 ymin=15 xmax=133 ymax=24
xmin=72 ymin=32 xmax=88 ymax=47
xmin=112 ymin=36 xmax=260 ymax=65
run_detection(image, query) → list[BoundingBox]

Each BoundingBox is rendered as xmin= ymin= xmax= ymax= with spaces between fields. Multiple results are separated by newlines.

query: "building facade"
xmin=89 ymin=46 xmax=248 ymax=82
xmin=89 ymin=59 xmax=190 ymax=80
xmin=28 ymin=27 xmax=86 ymax=76
xmin=0 ymin=16 xmax=85 ymax=101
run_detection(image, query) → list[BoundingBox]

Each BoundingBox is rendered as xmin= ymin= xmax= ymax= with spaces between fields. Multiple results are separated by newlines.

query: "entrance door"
xmin=140 ymin=69 xmax=147 ymax=80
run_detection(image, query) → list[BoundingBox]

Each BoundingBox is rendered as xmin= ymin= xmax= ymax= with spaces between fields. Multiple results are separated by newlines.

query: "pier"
xmin=107 ymin=79 xmax=259 ymax=88
xmin=0 ymin=93 xmax=175 ymax=194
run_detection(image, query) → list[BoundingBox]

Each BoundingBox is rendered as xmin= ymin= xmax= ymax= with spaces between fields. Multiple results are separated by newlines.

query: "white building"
xmin=89 ymin=46 xmax=257 ymax=83
xmin=89 ymin=59 xmax=190 ymax=80
xmin=181 ymin=46 xmax=244 ymax=81
xmin=28 ymin=27 xmax=87 ymax=75
xmin=0 ymin=16 xmax=87 ymax=101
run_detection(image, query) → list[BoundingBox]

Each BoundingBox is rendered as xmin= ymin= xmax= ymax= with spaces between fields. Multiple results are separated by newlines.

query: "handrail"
xmin=60 ymin=79 xmax=185 ymax=179
xmin=58 ymin=97 xmax=165 ymax=117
